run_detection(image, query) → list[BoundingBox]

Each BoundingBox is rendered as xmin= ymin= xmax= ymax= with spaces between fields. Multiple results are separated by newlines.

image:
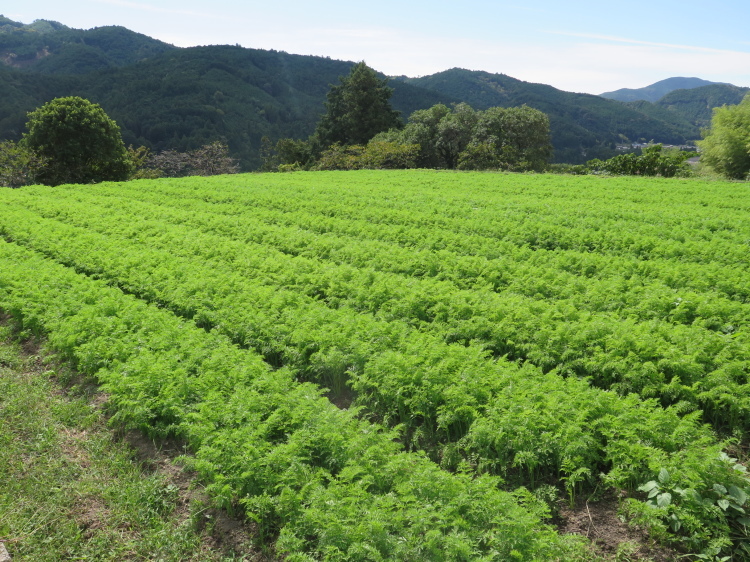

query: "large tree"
xmin=315 ymin=62 xmax=402 ymax=147
xmin=374 ymin=103 xmax=552 ymax=171
xmin=22 ymin=96 xmax=132 ymax=185
xmin=698 ymin=94 xmax=750 ymax=179
xmin=463 ymin=105 xmax=552 ymax=172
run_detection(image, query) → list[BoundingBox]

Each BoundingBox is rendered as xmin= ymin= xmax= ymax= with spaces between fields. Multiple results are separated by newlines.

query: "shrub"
xmin=587 ymin=145 xmax=692 ymax=177
xmin=0 ymin=141 xmax=46 ymax=187
xmin=144 ymin=141 xmax=239 ymax=178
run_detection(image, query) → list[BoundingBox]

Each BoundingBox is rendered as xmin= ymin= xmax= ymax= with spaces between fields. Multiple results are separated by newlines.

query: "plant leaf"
xmin=658 ymin=468 xmax=670 ymax=484
xmin=657 ymin=492 xmax=672 ymax=508
xmin=728 ymin=485 xmax=748 ymax=506
xmin=639 ymin=481 xmax=659 ymax=493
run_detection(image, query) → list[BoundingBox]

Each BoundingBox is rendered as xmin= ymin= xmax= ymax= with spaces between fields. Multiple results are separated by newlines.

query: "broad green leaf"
xmin=658 ymin=468 xmax=670 ymax=484
xmin=639 ymin=480 xmax=659 ymax=493
xmin=657 ymin=492 xmax=672 ymax=508
xmin=728 ymin=485 xmax=747 ymax=506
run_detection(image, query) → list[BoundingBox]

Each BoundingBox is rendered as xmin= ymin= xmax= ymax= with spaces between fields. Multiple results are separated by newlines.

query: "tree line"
xmin=2 ymin=62 xmax=748 ymax=187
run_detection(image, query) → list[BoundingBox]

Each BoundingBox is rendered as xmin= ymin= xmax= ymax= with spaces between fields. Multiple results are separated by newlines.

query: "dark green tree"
xmin=435 ymin=103 xmax=477 ymax=169
xmin=22 ymin=96 xmax=132 ymax=185
xmin=462 ymin=105 xmax=552 ymax=172
xmin=315 ymin=62 xmax=402 ymax=147
xmin=273 ymin=137 xmax=320 ymax=170
xmin=698 ymin=94 xmax=750 ymax=179
xmin=374 ymin=104 xmax=451 ymax=168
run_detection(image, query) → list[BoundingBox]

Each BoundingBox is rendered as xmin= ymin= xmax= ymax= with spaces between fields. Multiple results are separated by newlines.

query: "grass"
xmin=0 ymin=323 xmax=266 ymax=561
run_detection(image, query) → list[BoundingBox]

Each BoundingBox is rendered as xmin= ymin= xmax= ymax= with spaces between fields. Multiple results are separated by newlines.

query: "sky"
xmin=5 ymin=0 xmax=750 ymax=95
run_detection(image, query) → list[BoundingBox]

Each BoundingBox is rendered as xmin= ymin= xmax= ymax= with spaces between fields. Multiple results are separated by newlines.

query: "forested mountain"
xmin=0 ymin=17 xmax=743 ymax=168
xmin=600 ymin=77 xmax=720 ymax=102
xmin=0 ymin=15 xmax=176 ymax=73
xmin=649 ymin=83 xmax=750 ymax=129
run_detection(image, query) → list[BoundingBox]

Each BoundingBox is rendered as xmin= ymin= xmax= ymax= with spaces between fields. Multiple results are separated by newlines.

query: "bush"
xmin=144 ymin=141 xmax=239 ymax=178
xmin=314 ymin=141 xmax=419 ymax=171
xmin=547 ymin=163 xmax=589 ymax=175
xmin=314 ymin=143 xmax=364 ymax=171
xmin=0 ymin=141 xmax=46 ymax=187
xmin=358 ymin=141 xmax=419 ymax=169
xmin=587 ymin=145 xmax=692 ymax=177
xmin=126 ymin=145 xmax=161 ymax=180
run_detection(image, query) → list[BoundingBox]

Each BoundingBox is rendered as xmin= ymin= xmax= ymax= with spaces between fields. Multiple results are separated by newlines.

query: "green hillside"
xmin=654 ymin=83 xmax=750 ymax=129
xmin=0 ymin=16 xmax=176 ymax=73
xmin=600 ymin=77 xmax=719 ymax=102
xmin=72 ymin=46 xmax=452 ymax=168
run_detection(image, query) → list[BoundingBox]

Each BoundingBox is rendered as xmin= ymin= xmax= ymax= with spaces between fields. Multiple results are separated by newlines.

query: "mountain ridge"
xmin=0 ymin=15 xmax=176 ymax=73
xmin=600 ymin=77 xmax=724 ymax=103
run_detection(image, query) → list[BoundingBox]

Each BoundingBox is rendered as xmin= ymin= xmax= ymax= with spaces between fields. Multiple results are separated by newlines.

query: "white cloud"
xmin=549 ymin=31 xmax=741 ymax=55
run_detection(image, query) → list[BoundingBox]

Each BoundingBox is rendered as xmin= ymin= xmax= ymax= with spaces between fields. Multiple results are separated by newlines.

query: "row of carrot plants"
xmin=98 ymin=176 xmax=750 ymax=296
xmin=35 ymin=179 xmax=750 ymax=310
xmin=4 ymin=193 xmax=750 ymax=434
xmin=1 ymin=190 xmax=749 ymax=555
xmin=113 ymin=172 xmax=749 ymax=267
xmin=0 ymin=238 xmax=592 ymax=560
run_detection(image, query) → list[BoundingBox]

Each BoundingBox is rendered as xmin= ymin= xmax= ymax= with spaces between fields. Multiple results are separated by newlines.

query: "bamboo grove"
xmin=1 ymin=170 xmax=750 ymax=559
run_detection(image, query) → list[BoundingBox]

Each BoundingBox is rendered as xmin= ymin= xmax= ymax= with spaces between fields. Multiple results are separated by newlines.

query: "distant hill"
xmin=600 ymin=77 xmax=720 ymax=103
xmin=0 ymin=17 xmax=743 ymax=168
xmin=0 ymin=16 xmax=176 ymax=73
xmin=652 ymin=83 xmax=750 ymax=129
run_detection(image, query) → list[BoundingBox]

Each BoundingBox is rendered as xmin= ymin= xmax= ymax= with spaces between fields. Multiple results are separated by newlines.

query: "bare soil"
xmin=558 ymin=491 xmax=678 ymax=561
xmin=120 ymin=430 xmax=274 ymax=561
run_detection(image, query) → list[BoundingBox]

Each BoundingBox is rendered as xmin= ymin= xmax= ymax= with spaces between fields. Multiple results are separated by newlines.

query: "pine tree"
xmin=315 ymin=62 xmax=402 ymax=147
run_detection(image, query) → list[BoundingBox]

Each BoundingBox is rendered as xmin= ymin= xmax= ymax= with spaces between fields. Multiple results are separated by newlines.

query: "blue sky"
xmin=6 ymin=0 xmax=750 ymax=94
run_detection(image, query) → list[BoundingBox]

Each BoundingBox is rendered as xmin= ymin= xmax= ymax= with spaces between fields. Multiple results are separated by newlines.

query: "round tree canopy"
xmin=23 ymin=96 xmax=132 ymax=186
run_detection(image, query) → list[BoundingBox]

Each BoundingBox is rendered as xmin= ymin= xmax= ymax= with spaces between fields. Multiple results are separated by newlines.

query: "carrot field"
xmin=1 ymin=170 xmax=749 ymax=560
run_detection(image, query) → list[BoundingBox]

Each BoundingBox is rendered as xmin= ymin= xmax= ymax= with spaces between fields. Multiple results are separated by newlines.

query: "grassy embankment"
xmin=0 ymin=323 xmax=266 ymax=561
